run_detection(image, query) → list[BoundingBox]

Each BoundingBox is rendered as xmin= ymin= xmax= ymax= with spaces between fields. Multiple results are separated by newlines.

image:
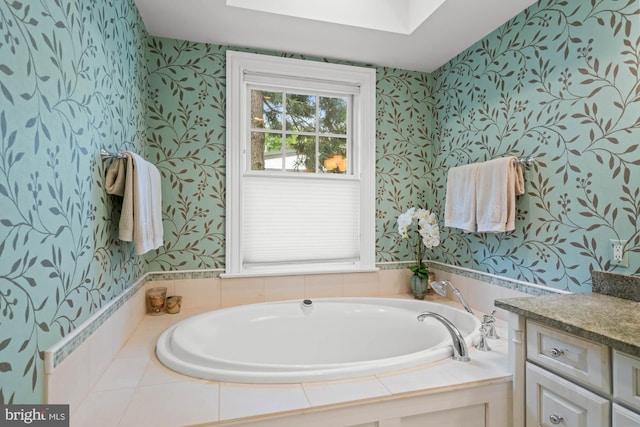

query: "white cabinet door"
xmin=526 ymin=362 xmax=610 ymax=427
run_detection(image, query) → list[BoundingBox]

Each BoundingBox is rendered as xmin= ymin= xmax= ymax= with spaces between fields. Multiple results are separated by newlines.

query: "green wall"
xmin=428 ymin=0 xmax=639 ymax=289
xmin=145 ymin=39 xmax=434 ymax=271
xmin=1 ymin=0 xmax=638 ymax=405
xmin=0 ymin=0 xmax=147 ymax=403
xmin=146 ymin=0 xmax=639 ymax=291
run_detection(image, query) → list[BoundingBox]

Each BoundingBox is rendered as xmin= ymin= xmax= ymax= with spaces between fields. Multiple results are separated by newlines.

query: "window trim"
xmin=224 ymin=51 xmax=376 ymax=277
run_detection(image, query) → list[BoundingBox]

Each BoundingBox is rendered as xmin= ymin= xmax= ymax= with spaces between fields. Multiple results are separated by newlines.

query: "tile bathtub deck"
xmin=71 ymin=299 xmax=511 ymax=427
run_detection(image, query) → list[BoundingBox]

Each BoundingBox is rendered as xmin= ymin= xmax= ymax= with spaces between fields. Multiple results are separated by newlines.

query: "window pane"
xmin=286 ymin=94 xmax=316 ymax=132
xmin=319 ymin=96 xmax=347 ymax=135
xmin=251 ymin=90 xmax=282 ymax=130
xmin=289 ymin=135 xmax=316 ymax=172
xmin=251 ymin=131 xmax=283 ymax=171
xmin=319 ymin=137 xmax=347 ymax=174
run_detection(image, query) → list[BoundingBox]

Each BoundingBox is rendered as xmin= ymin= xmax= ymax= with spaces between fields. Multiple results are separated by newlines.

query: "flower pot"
xmin=410 ymin=274 xmax=429 ymax=300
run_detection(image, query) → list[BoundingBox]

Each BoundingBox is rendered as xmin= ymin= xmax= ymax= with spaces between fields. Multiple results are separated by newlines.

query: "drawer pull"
xmin=549 ymin=414 xmax=564 ymax=424
xmin=549 ymin=348 xmax=564 ymax=357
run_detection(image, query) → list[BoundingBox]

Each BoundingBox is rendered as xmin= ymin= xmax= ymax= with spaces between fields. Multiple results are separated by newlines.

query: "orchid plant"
xmin=397 ymin=207 xmax=440 ymax=280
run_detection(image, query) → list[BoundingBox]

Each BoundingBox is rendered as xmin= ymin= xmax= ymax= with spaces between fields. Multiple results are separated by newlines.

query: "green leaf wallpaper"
xmin=428 ymin=0 xmax=639 ymax=289
xmin=1 ymin=0 xmax=638 ymax=406
xmin=145 ymin=40 xmax=435 ymax=272
xmin=0 ymin=0 xmax=147 ymax=403
xmin=146 ymin=0 xmax=639 ymax=290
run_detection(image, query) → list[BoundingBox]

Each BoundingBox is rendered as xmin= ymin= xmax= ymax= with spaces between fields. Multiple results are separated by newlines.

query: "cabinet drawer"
xmin=527 ymin=320 xmax=611 ymax=393
xmin=613 ymin=404 xmax=640 ymax=427
xmin=526 ymin=362 xmax=610 ymax=427
xmin=614 ymin=350 xmax=640 ymax=412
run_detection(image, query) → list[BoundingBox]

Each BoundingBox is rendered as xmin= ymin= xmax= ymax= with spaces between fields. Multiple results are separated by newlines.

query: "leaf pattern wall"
xmin=1 ymin=0 xmax=638 ymax=407
xmin=429 ymin=0 xmax=640 ymax=290
xmin=145 ymin=40 xmax=434 ymax=272
xmin=0 ymin=0 xmax=147 ymax=403
xmin=147 ymin=0 xmax=640 ymax=292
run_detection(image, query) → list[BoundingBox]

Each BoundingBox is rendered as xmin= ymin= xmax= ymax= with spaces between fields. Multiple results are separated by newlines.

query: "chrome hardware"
xmin=482 ymin=310 xmax=500 ymax=340
xmin=549 ymin=348 xmax=564 ymax=358
xmin=417 ymin=311 xmax=470 ymax=362
xmin=475 ymin=324 xmax=491 ymax=352
xmin=549 ymin=414 xmax=563 ymax=424
xmin=429 ymin=280 xmax=474 ymax=315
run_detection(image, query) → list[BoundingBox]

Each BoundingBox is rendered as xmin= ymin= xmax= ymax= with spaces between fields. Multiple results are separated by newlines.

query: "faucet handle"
xmin=482 ymin=311 xmax=500 ymax=340
xmin=475 ymin=324 xmax=492 ymax=352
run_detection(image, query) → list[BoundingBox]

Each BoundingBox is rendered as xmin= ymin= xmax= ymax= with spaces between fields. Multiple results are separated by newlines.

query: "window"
xmin=225 ymin=51 xmax=376 ymax=276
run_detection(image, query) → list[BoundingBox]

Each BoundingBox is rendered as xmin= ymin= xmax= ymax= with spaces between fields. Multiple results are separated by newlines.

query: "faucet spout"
xmin=417 ymin=311 xmax=470 ymax=362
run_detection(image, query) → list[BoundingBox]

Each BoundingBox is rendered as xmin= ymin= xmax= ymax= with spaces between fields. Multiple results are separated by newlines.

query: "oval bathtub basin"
xmin=156 ymin=297 xmax=481 ymax=383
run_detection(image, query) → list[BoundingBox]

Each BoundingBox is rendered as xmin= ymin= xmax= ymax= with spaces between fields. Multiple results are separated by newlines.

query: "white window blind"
xmin=243 ymin=70 xmax=362 ymax=95
xmin=243 ymin=176 xmax=360 ymax=269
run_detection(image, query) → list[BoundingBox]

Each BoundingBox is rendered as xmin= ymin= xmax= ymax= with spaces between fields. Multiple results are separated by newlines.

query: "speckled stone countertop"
xmin=495 ymin=292 xmax=640 ymax=357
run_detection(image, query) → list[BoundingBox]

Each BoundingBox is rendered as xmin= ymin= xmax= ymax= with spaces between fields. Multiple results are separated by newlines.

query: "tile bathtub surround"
xmin=72 ymin=302 xmax=512 ymax=426
xmin=45 ymin=262 xmax=549 ymax=410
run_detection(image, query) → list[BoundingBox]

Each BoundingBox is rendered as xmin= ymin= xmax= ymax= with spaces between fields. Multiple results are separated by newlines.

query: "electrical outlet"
xmin=610 ymin=239 xmax=628 ymax=268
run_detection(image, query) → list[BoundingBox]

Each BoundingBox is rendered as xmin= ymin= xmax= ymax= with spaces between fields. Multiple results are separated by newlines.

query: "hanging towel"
xmin=105 ymin=152 xmax=164 ymax=255
xmin=105 ymin=157 xmax=127 ymax=196
xmin=444 ymin=163 xmax=480 ymax=232
xmin=475 ymin=157 xmax=524 ymax=233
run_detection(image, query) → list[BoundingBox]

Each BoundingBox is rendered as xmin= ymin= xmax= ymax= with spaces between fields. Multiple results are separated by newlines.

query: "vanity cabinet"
xmin=523 ymin=320 xmax=640 ymax=427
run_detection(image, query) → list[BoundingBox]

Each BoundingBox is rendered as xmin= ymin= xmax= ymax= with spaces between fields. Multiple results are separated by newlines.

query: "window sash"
xmin=248 ymin=87 xmax=352 ymax=174
xmin=225 ymin=51 xmax=376 ymax=277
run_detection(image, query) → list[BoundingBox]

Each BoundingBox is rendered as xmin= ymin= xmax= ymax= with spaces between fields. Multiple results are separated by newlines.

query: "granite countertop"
xmin=495 ymin=292 xmax=640 ymax=357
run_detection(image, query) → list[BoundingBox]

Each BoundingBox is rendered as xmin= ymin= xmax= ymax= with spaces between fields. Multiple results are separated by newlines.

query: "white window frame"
xmin=224 ymin=51 xmax=376 ymax=277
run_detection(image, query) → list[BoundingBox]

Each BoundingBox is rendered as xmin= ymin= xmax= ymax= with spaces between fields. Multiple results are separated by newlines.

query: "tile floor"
xmin=71 ymin=298 xmax=511 ymax=426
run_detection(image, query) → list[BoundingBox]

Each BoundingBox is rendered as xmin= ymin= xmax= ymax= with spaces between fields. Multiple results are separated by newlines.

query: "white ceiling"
xmin=134 ymin=0 xmax=537 ymax=73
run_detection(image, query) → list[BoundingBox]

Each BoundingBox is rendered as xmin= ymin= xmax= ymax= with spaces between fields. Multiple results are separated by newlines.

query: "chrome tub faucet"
xmin=417 ymin=311 xmax=470 ymax=362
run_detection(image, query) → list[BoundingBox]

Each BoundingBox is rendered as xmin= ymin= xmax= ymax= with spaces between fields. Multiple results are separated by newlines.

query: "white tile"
xmin=342 ymin=272 xmax=379 ymax=297
xmin=139 ymin=357 xmax=191 ymax=386
xmin=87 ymin=317 xmax=118 ymax=389
xmin=378 ymin=269 xmax=412 ymax=296
xmin=220 ymin=277 xmax=265 ymax=307
xmin=93 ymin=357 xmax=149 ymax=391
xmin=304 ymin=274 xmax=343 ymax=298
xmin=111 ymin=297 xmax=135 ymax=352
xmin=264 ymin=275 xmax=305 ymax=301
xmin=46 ymin=343 xmax=90 ymax=408
xmin=119 ymin=381 xmax=219 ymax=427
xmin=130 ymin=290 xmax=147 ymax=325
xmin=117 ymin=314 xmax=176 ymax=359
xmin=302 ymin=376 xmax=390 ymax=406
xmin=465 ymin=279 xmax=500 ymax=315
xmin=219 ymin=383 xmax=310 ymax=421
xmin=71 ymin=387 xmax=134 ymax=427
xmin=376 ymin=360 xmax=462 ymax=394
xmin=448 ymin=353 xmax=511 ymax=383
xmin=174 ymin=277 xmax=220 ymax=309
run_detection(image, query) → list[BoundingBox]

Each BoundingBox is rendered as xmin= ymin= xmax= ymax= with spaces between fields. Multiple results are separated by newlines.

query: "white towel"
xmin=475 ymin=157 xmax=524 ymax=233
xmin=106 ymin=151 xmax=164 ymax=255
xmin=444 ymin=163 xmax=480 ymax=233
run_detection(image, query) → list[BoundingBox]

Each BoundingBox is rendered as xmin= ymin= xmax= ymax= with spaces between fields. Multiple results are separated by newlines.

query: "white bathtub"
xmin=156 ymin=297 xmax=481 ymax=383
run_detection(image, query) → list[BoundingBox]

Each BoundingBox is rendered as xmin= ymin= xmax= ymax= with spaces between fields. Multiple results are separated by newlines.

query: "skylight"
xmin=226 ymin=0 xmax=447 ymax=35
